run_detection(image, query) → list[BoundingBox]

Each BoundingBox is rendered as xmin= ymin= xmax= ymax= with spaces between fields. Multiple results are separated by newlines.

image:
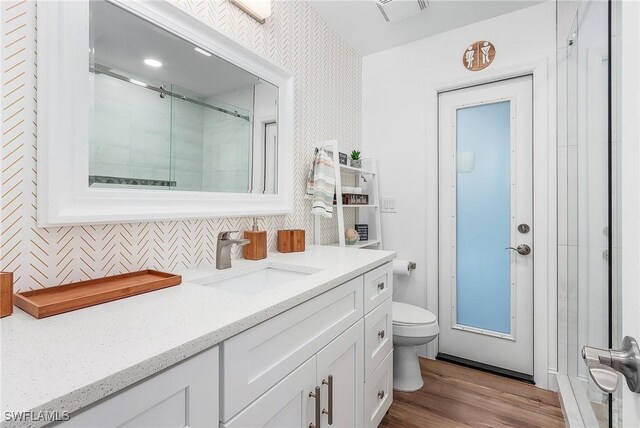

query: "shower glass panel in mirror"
xmin=88 ymin=0 xmax=278 ymax=194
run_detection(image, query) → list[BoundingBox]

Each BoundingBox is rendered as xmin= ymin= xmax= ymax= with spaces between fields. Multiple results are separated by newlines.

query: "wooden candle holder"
xmin=277 ymin=230 xmax=305 ymax=253
xmin=1 ymin=272 xmax=13 ymax=318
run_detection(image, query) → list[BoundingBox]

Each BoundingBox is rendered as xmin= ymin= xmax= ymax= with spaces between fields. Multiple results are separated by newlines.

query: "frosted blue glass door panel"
xmin=456 ymin=101 xmax=511 ymax=334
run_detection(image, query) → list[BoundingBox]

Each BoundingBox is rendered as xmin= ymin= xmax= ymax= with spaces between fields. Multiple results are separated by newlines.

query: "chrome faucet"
xmin=216 ymin=231 xmax=250 ymax=270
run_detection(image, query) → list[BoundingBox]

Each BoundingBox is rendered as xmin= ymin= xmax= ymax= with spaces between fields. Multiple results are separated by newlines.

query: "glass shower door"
xmin=559 ymin=0 xmax=615 ymax=425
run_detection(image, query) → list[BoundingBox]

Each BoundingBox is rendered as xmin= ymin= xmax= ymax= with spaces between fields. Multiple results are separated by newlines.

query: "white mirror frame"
xmin=37 ymin=0 xmax=294 ymax=227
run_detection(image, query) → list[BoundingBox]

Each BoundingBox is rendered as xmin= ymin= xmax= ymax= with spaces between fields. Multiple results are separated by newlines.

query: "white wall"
xmin=362 ymin=1 xmax=557 ymax=388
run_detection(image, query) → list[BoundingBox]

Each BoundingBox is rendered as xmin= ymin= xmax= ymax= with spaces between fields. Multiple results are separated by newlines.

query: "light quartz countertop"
xmin=0 ymin=245 xmax=395 ymax=428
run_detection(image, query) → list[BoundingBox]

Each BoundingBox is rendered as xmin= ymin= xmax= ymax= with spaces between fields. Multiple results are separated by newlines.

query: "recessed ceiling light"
xmin=194 ymin=47 xmax=212 ymax=57
xmin=143 ymin=58 xmax=162 ymax=67
xmin=129 ymin=78 xmax=148 ymax=87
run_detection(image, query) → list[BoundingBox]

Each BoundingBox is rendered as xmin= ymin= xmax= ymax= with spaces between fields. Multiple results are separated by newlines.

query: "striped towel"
xmin=305 ymin=149 xmax=335 ymax=218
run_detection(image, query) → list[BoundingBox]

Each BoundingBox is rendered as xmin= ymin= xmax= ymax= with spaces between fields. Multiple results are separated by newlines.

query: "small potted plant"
xmin=350 ymin=150 xmax=362 ymax=168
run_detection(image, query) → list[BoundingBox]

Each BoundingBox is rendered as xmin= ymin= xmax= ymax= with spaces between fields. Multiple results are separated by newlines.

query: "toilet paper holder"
xmin=393 ymin=260 xmax=417 ymax=276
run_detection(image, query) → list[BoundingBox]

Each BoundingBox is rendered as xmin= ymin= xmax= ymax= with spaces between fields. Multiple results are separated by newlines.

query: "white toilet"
xmin=392 ymin=301 xmax=439 ymax=392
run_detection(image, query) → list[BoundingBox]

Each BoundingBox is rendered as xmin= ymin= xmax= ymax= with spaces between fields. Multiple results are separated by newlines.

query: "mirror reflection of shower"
xmin=88 ymin=0 xmax=278 ymax=194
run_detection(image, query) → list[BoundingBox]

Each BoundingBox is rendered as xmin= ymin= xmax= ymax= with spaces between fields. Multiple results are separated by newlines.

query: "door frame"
xmin=620 ymin=0 xmax=640 ymax=422
xmin=425 ymin=59 xmax=554 ymax=389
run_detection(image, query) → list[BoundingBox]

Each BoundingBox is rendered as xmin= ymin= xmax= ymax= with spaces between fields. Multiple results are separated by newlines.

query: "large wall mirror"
xmin=38 ymin=0 xmax=293 ymax=226
xmin=89 ymin=1 xmax=278 ymax=194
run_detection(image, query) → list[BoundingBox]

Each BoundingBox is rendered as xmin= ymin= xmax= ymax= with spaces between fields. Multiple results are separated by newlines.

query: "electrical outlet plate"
xmin=381 ymin=197 xmax=396 ymax=213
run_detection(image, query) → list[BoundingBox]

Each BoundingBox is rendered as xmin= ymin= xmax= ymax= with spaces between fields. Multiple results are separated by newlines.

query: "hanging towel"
xmin=305 ymin=149 xmax=335 ymax=218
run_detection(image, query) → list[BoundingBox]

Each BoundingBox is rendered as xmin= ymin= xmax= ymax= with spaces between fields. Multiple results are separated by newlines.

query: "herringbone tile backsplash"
xmin=0 ymin=0 xmax=361 ymax=291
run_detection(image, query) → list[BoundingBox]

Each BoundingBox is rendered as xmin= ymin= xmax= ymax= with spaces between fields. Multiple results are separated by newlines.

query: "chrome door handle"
xmin=582 ymin=336 xmax=640 ymax=393
xmin=322 ymin=375 xmax=333 ymax=425
xmin=505 ymin=244 xmax=531 ymax=256
xmin=309 ymin=386 xmax=321 ymax=428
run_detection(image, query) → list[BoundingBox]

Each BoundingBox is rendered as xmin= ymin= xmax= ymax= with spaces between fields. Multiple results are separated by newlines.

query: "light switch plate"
xmin=381 ymin=197 xmax=396 ymax=213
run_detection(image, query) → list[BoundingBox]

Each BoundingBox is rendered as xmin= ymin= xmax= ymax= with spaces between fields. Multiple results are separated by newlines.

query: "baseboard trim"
xmin=436 ymin=353 xmax=535 ymax=384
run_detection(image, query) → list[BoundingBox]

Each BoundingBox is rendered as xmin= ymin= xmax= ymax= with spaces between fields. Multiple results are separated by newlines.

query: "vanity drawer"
xmin=364 ymin=349 xmax=393 ymax=428
xmin=221 ymin=276 xmax=364 ymax=421
xmin=364 ymin=262 xmax=393 ymax=314
xmin=364 ymin=297 xmax=393 ymax=380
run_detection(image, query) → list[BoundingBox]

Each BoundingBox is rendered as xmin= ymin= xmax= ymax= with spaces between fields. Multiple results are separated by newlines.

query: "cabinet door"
xmin=60 ymin=347 xmax=219 ymax=428
xmin=316 ymin=320 xmax=364 ymax=428
xmin=223 ymin=357 xmax=318 ymax=428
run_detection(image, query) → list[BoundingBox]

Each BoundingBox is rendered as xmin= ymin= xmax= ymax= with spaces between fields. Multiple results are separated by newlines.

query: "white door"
xmin=316 ymin=320 xmax=364 ymax=428
xmin=438 ymin=76 xmax=534 ymax=376
xmin=222 ymin=357 xmax=317 ymax=428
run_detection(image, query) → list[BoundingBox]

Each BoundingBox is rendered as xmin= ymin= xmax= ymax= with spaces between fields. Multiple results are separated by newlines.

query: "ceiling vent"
xmin=376 ymin=0 xmax=428 ymax=22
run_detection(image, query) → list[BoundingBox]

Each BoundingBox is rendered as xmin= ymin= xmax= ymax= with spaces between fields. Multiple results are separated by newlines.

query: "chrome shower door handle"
xmin=505 ymin=244 xmax=531 ymax=256
xmin=582 ymin=336 xmax=640 ymax=393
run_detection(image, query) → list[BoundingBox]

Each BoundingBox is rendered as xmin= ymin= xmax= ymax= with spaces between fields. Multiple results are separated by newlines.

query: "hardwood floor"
xmin=380 ymin=358 xmax=565 ymax=428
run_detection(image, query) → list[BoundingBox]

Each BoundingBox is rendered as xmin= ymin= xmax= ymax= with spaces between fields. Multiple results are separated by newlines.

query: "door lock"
xmin=582 ymin=336 xmax=640 ymax=393
xmin=505 ymin=244 xmax=531 ymax=256
xmin=518 ymin=224 xmax=530 ymax=233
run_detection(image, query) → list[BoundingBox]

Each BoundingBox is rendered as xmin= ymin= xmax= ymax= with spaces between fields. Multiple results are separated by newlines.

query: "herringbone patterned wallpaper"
xmin=0 ymin=0 xmax=361 ymax=291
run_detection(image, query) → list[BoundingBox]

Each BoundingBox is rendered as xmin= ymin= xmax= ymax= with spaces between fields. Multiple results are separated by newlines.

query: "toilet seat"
xmin=392 ymin=302 xmax=439 ymax=338
xmin=393 ymin=302 xmax=437 ymax=325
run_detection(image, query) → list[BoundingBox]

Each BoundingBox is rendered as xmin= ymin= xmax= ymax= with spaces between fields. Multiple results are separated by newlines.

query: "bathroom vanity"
xmin=1 ymin=246 xmax=395 ymax=428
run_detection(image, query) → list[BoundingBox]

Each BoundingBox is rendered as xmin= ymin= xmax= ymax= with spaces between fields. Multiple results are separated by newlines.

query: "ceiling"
xmin=310 ymin=0 xmax=545 ymax=56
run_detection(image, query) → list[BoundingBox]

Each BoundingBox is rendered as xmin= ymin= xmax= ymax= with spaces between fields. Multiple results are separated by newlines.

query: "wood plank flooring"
xmin=380 ymin=358 xmax=565 ymax=428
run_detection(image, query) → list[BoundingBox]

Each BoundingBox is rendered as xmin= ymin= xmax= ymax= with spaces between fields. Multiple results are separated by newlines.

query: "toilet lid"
xmin=393 ymin=302 xmax=437 ymax=325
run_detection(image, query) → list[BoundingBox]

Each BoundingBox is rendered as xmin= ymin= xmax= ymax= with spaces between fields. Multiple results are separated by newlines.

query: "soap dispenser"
xmin=243 ymin=217 xmax=267 ymax=260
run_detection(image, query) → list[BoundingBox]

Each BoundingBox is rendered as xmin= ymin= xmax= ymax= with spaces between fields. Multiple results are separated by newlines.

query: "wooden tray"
xmin=13 ymin=270 xmax=181 ymax=319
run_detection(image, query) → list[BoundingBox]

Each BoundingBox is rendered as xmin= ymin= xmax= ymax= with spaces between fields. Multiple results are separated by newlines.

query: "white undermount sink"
xmin=198 ymin=267 xmax=313 ymax=295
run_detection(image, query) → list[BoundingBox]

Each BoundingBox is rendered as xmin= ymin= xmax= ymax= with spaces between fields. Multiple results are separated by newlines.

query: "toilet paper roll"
xmin=393 ymin=259 xmax=412 ymax=276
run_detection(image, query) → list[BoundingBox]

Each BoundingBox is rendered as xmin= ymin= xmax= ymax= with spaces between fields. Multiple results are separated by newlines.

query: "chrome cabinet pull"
xmin=322 ymin=375 xmax=333 ymax=425
xmin=377 ymin=282 xmax=385 ymax=291
xmin=309 ymin=386 xmax=321 ymax=428
xmin=378 ymin=330 xmax=385 ymax=339
xmin=378 ymin=389 xmax=385 ymax=400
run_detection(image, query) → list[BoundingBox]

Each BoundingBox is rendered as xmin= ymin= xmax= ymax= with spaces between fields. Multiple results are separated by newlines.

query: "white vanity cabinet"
xmin=221 ymin=261 xmax=394 ymax=428
xmin=58 ymin=346 xmax=219 ymax=428
xmin=53 ymin=262 xmax=393 ymax=428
